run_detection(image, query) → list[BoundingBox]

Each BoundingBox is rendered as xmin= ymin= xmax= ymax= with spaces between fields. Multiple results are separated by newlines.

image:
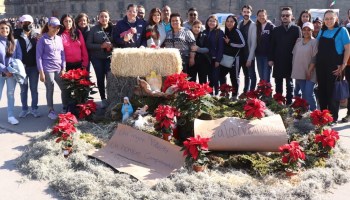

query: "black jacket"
xmin=223 ymin=28 xmax=245 ymax=57
xmin=14 ymin=29 xmax=38 ymax=68
xmin=269 ymin=24 xmax=301 ymax=78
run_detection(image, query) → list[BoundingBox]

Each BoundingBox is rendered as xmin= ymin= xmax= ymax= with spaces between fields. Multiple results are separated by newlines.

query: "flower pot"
xmin=63 ymin=146 xmax=73 ymax=158
xmin=162 ymin=133 xmax=172 ymax=142
xmin=192 ymin=164 xmax=207 ymax=172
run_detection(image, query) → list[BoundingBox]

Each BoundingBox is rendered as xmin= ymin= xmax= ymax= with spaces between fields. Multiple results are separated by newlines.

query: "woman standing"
xmin=60 ymin=14 xmax=88 ymax=70
xmin=204 ymin=15 xmax=224 ymax=96
xmin=316 ymin=10 xmax=350 ymax=125
xmin=220 ymin=15 xmax=245 ymax=100
xmin=36 ymin=17 xmax=68 ymax=120
xmin=0 ymin=20 xmax=22 ymax=125
xmin=163 ymin=13 xmax=196 ymax=74
xmin=189 ymin=19 xmax=210 ymax=83
xmin=86 ymin=10 xmax=113 ymax=109
xmin=297 ymin=10 xmax=311 ymax=28
xmin=75 ymin=13 xmax=91 ymax=72
xmin=255 ymin=10 xmax=275 ymax=83
xmin=291 ymin=22 xmax=318 ymax=111
xmin=146 ymin=8 xmax=166 ymax=48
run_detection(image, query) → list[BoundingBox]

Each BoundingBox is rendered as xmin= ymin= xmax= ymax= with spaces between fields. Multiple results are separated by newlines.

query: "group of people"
xmin=1 ymin=3 xmax=350 ymax=126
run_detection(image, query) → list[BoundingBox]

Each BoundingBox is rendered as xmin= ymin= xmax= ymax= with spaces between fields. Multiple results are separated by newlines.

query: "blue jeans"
xmin=20 ymin=67 xmax=39 ymax=111
xmin=295 ymin=79 xmax=317 ymax=111
xmin=240 ymin=59 xmax=257 ymax=92
xmin=256 ymin=56 xmax=271 ymax=82
xmin=90 ymin=56 xmax=111 ymax=100
xmin=0 ymin=76 xmax=17 ymax=117
xmin=209 ymin=60 xmax=220 ymax=95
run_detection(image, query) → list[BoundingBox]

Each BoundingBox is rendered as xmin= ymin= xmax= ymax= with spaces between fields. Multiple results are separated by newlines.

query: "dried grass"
xmin=16 ymin=123 xmax=350 ymax=200
xmin=110 ymin=48 xmax=182 ymax=77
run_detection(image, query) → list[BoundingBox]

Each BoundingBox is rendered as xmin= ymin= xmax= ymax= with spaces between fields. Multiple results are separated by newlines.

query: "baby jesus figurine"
xmin=133 ymin=105 xmax=149 ymax=118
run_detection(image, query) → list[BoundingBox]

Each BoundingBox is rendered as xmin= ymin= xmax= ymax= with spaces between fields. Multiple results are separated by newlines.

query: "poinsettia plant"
xmin=314 ymin=129 xmax=339 ymax=157
xmin=256 ymin=80 xmax=272 ymax=98
xmin=310 ymin=109 xmax=333 ymax=133
xmin=154 ymin=105 xmax=180 ymax=134
xmin=273 ymin=93 xmax=286 ymax=105
xmin=291 ymin=97 xmax=309 ymax=119
xmin=61 ymin=68 xmax=97 ymax=104
xmin=52 ymin=112 xmax=78 ymax=144
xmin=279 ymin=141 xmax=306 ymax=172
xmin=219 ymin=83 xmax=235 ymax=98
xmin=244 ymin=98 xmax=266 ymax=119
xmin=77 ymin=100 xmax=97 ymax=120
xmin=181 ymin=135 xmax=211 ymax=166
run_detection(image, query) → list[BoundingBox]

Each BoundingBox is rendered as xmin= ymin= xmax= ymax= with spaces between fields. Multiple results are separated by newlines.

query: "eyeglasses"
xmin=281 ymin=14 xmax=291 ymax=18
xmin=138 ymin=12 xmax=144 ymax=14
xmin=189 ymin=13 xmax=197 ymax=17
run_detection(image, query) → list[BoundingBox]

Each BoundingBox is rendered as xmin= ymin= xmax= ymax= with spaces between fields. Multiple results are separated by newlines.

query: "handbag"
xmin=333 ymin=75 xmax=350 ymax=101
xmin=220 ymin=49 xmax=240 ymax=68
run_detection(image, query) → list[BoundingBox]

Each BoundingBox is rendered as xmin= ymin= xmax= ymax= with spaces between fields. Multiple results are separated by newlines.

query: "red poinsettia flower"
xmin=291 ymin=96 xmax=309 ymax=110
xmin=244 ymin=98 xmax=266 ymax=119
xmin=77 ymin=100 xmax=97 ymax=119
xmin=155 ymin=105 xmax=180 ymax=130
xmin=245 ymin=90 xmax=259 ymax=99
xmin=273 ymin=93 xmax=286 ymax=105
xmin=279 ymin=141 xmax=305 ymax=163
xmin=219 ymin=83 xmax=234 ymax=97
xmin=58 ymin=112 xmax=78 ymax=124
xmin=310 ymin=109 xmax=333 ymax=127
xmin=183 ymin=135 xmax=211 ymax=160
xmin=315 ymin=129 xmax=339 ymax=148
xmin=79 ymin=79 xmax=95 ymax=86
xmin=256 ymin=80 xmax=272 ymax=97
xmin=162 ymin=72 xmax=188 ymax=92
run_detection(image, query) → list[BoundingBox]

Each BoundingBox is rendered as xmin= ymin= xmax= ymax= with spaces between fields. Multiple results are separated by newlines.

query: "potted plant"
xmin=243 ymin=98 xmax=266 ymax=119
xmin=219 ymin=83 xmax=234 ymax=99
xmin=310 ymin=109 xmax=333 ymax=133
xmin=290 ymin=96 xmax=309 ymax=120
xmin=314 ymin=129 xmax=339 ymax=158
xmin=279 ymin=141 xmax=306 ymax=176
xmin=181 ymin=135 xmax=211 ymax=172
xmin=62 ymin=138 xmax=73 ymax=158
xmin=154 ymin=105 xmax=180 ymax=141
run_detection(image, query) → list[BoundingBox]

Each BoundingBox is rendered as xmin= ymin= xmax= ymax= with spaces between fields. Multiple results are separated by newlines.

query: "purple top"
xmin=36 ymin=33 xmax=65 ymax=72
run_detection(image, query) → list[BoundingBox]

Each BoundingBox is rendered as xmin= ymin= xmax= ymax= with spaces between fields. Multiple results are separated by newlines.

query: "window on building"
xmin=34 ymin=6 xmax=38 ymax=13
xmin=162 ymin=0 xmax=168 ymax=7
xmin=185 ymin=0 xmax=191 ymax=8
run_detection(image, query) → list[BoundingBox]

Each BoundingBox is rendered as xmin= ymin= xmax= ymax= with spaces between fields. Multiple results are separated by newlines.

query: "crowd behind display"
xmin=0 ymin=3 xmax=350 ymax=127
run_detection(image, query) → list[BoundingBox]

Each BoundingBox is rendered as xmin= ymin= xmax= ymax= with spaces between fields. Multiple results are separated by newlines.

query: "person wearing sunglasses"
xmin=183 ymin=7 xmax=204 ymax=31
xmin=36 ymin=17 xmax=68 ymax=120
xmin=268 ymin=7 xmax=301 ymax=105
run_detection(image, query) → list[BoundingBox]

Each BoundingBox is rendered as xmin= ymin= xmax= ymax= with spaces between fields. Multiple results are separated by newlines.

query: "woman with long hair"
xmin=86 ymin=10 xmax=113 ymax=109
xmin=189 ymin=19 xmax=210 ymax=83
xmin=219 ymin=15 xmax=245 ymax=100
xmin=0 ymin=20 xmax=22 ymax=124
xmin=75 ymin=13 xmax=91 ymax=72
xmin=316 ymin=10 xmax=350 ymax=125
xmin=59 ymin=14 xmax=88 ymax=71
xmin=204 ymin=15 xmax=224 ymax=95
xmin=36 ymin=17 xmax=68 ymax=120
xmin=146 ymin=8 xmax=166 ymax=48
xmin=255 ymin=9 xmax=275 ymax=83
xmin=163 ymin=13 xmax=196 ymax=74
xmin=297 ymin=10 xmax=311 ymax=28
xmin=291 ymin=22 xmax=318 ymax=111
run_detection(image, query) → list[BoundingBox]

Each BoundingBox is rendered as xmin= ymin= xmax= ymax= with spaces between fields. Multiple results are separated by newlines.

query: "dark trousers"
xmin=209 ymin=59 xmax=220 ymax=95
xmin=90 ymin=57 xmax=111 ymax=100
xmin=220 ymin=63 xmax=239 ymax=96
xmin=188 ymin=56 xmax=209 ymax=84
xmin=344 ymin=66 xmax=350 ymax=115
xmin=275 ymin=77 xmax=294 ymax=105
xmin=240 ymin=59 xmax=257 ymax=92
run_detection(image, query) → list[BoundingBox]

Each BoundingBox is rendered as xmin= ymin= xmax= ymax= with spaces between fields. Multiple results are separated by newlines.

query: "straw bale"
xmin=111 ymin=48 xmax=182 ymax=77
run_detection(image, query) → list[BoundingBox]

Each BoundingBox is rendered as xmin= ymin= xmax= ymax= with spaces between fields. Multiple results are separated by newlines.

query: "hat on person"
xmin=20 ymin=14 xmax=33 ymax=23
xmin=48 ymin=17 xmax=61 ymax=27
xmin=302 ymin=22 xmax=314 ymax=30
xmin=312 ymin=17 xmax=322 ymax=24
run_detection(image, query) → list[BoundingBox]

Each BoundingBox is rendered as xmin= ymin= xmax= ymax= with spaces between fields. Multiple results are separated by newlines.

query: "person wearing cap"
xmin=312 ymin=17 xmax=322 ymax=38
xmin=36 ymin=17 xmax=69 ymax=120
xmin=291 ymin=22 xmax=318 ymax=111
xmin=0 ymin=20 xmax=23 ymax=125
xmin=316 ymin=10 xmax=350 ymax=125
xmin=14 ymin=14 xmax=41 ymax=119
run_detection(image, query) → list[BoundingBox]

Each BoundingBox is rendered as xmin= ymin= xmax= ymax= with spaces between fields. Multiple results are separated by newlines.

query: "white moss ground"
xmin=16 ymin=121 xmax=350 ymax=200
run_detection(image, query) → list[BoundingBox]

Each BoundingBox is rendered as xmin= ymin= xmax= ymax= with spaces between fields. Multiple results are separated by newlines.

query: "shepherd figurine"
xmin=121 ymin=97 xmax=133 ymax=123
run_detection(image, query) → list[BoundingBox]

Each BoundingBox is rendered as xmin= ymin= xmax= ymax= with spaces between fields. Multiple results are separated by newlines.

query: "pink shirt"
xmin=61 ymin=29 xmax=89 ymax=67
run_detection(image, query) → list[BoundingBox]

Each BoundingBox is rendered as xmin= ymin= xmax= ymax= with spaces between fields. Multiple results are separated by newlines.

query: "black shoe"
xmin=341 ymin=115 xmax=350 ymax=123
xmin=330 ymin=121 xmax=338 ymax=126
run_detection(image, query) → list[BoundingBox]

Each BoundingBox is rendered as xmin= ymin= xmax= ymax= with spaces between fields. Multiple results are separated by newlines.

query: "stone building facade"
xmin=3 ymin=0 xmax=350 ymax=23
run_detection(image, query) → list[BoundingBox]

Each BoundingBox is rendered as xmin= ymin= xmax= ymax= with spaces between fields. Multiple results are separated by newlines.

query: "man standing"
xmin=183 ymin=7 xmax=204 ymax=31
xmin=161 ymin=5 xmax=171 ymax=33
xmin=269 ymin=7 xmax=301 ymax=104
xmin=238 ymin=5 xmax=257 ymax=94
xmin=312 ymin=17 xmax=322 ymax=38
xmin=137 ymin=5 xmax=146 ymax=22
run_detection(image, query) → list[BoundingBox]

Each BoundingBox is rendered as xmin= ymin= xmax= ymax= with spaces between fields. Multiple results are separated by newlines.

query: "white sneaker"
xmin=48 ymin=110 xmax=58 ymax=120
xmin=19 ymin=110 xmax=30 ymax=118
xmin=8 ymin=117 xmax=19 ymax=125
xmin=31 ymin=109 xmax=41 ymax=118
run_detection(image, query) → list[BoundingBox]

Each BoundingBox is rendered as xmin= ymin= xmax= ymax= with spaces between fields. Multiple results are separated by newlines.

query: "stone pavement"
xmin=0 ymin=67 xmax=349 ymax=199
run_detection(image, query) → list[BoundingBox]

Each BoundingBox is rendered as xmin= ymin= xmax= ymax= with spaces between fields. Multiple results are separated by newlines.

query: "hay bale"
xmin=110 ymin=48 xmax=182 ymax=77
